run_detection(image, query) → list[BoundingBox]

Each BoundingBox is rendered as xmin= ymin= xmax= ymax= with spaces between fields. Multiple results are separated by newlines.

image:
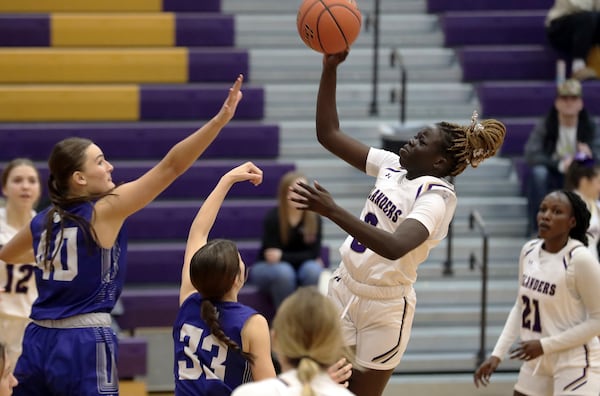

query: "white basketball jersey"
xmin=520 ymin=239 xmax=596 ymax=341
xmin=339 ymin=148 xmax=457 ymax=287
xmin=0 ymin=207 xmax=38 ymax=318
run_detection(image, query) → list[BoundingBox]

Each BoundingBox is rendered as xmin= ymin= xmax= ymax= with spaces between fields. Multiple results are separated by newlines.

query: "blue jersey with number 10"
xmin=29 ymin=202 xmax=127 ymax=320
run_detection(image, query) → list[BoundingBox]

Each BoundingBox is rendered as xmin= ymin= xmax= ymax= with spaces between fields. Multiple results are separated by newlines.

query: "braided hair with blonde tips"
xmin=438 ymin=111 xmax=506 ymax=177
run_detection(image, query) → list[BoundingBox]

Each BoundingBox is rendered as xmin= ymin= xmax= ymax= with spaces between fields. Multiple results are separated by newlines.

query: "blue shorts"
xmin=14 ymin=323 xmax=119 ymax=396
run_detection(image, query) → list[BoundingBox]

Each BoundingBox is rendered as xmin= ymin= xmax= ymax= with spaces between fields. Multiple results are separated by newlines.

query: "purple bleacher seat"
xmin=118 ymin=285 xmax=277 ymax=330
xmin=478 ymin=81 xmax=600 ymax=118
xmin=427 ymin=0 xmax=553 ymax=12
xmin=111 ymin=160 xmax=294 ymax=200
xmin=118 ymin=288 xmax=179 ymax=330
xmin=499 ymin=119 xmax=537 ymax=157
xmin=176 ymin=14 xmax=233 ymax=47
xmin=125 ymin=242 xmax=330 ymax=285
xmin=0 ymin=121 xmax=279 ymax=161
xmin=163 ymin=0 xmax=220 ymax=12
xmin=4 ymin=161 xmax=293 ymax=202
xmin=118 ymin=337 xmax=147 ymax=379
xmin=0 ymin=15 xmax=49 ymax=46
xmin=442 ymin=11 xmax=547 ymax=46
xmin=188 ymin=49 xmax=249 ymax=83
xmin=459 ymin=46 xmax=555 ymax=81
xmin=127 ymin=200 xmax=274 ymax=240
xmin=140 ymin=85 xmax=264 ymax=120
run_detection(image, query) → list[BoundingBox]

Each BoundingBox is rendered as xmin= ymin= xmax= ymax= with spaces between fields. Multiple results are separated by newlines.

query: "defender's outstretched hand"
xmin=222 ymin=161 xmax=263 ymax=187
xmin=215 ymin=74 xmax=244 ymax=125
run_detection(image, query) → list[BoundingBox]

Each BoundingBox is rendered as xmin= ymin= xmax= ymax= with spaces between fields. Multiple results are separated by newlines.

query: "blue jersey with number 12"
xmin=29 ymin=202 xmax=127 ymax=320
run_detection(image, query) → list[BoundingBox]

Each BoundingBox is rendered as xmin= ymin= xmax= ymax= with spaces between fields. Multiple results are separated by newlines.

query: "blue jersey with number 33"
xmin=29 ymin=202 xmax=127 ymax=320
xmin=174 ymin=293 xmax=256 ymax=396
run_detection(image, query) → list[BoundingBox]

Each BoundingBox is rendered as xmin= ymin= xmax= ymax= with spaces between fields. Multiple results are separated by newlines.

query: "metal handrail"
xmin=469 ymin=210 xmax=489 ymax=367
xmin=365 ymin=0 xmax=381 ymax=116
xmin=390 ymin=48 xmax=407 ymax=125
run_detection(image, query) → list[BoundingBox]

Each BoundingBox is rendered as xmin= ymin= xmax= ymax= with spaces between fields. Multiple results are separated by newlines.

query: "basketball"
xmin=297 ymin=0 xmax=362 ymax=54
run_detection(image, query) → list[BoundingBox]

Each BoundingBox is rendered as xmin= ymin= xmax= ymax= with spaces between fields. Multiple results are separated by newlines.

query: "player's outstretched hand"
xmin=215 ymin=74 xmax=244 ymax=125
xmin=223 ymin=161 xmax=263 ymax=187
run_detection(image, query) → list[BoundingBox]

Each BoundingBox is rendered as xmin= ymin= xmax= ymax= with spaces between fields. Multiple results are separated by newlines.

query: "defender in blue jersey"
xmin=173 ymin=162 xmax=275 ymax=396
xmin=290 ymin=51 xmax=506 ymax=396
xmin=0 ymin=75 xmax=245 ymax=396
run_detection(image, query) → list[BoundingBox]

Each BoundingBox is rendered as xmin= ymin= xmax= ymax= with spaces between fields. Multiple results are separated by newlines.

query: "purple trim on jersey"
xmin=384 ymin=167 xmax=402 ymax=173
xmin=415 ymin=182 xmax=453 ymax=200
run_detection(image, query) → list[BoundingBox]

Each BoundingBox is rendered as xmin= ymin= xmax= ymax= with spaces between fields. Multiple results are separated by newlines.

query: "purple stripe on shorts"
xmin=140 ymin=85 xmax=264 ymax=120
xmin=0 ymin=14 xmax=50 ymax=46
xmin=176 ymin=14 xmax=234 ymax=46
xmin=163 ymin=0 xmax=220 ymax=12
xmin=188 ymin=48 xmax=248 ymax=82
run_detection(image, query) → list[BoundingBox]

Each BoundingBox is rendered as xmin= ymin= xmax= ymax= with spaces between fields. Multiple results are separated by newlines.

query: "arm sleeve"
xmin=365 ymin=148 xmax=401 ymax=177
xmin=405 ymin=193 xmax=447 ymax=236
xmin=491 ymin=245 xmax=529 ymax=360
xmin=491 ymin=302 xmax=522 ymax=360
xmin=540 ymin=249 xmax=600 ymax=354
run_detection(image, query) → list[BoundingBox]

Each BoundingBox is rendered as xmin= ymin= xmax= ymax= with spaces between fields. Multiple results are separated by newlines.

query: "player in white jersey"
xmin=290 ymin=51 xmax=506 ymax=396
xmin=564 ymin=153 xmax=600 ymax=260
xmin=475 ymin=190 xmax=600 ymax=395
xmin=0 ymin=159 xmax=40 ymax=371
xmin=232 ymin=287 xmax=354 ymax=396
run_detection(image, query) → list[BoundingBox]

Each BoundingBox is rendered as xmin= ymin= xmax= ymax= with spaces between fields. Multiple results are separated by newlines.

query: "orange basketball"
xmin=297 ymin=0 xmax=362 ymax=54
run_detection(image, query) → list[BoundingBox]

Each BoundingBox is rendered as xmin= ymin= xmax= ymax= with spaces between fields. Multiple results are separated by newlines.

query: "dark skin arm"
xmin=291 ymin=181 xmax=429 ymax=260
xmin=317 ymin=51 xmax=370 ymax=173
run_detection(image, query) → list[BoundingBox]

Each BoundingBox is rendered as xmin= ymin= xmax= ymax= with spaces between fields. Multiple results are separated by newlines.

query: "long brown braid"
xmin=190 ymin=239 xmax=254 ymax=363
xmin=438 ymin=112 xmax=506 ymax=177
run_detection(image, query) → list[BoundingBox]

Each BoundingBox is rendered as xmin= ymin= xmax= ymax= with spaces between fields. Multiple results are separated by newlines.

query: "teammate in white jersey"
xmin=0 ymin=159 xmax=40 ymax=371
xmin=290 ymin=51 xmax=506 ymax=396
xmin=474 ymin=190 xmax=600 ymax=395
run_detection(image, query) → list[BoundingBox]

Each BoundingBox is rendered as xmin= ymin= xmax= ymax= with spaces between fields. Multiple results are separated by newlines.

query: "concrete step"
xmin=223 ymin=0 xmax=426 ymax=14
xmin=383 ymin=372 xmax=518 ymax=395
xmin=264 ymin=82 xmax=477 ymax=121
xmin=235 ymin=14 xmax=443 ymax=49
xmin=249 ymin=48 xmax=461 ymax=83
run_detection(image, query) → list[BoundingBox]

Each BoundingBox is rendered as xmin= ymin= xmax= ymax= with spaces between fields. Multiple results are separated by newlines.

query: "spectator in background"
xmin=250 ymin=171 xmax=323 ymax=309
xmin=546 ymin=0 xmax=600 ymax=80
xmin=0 ymin=159 xmax=41 ymax=372
xmin=524 ymin=79 xmax=597 ymax=236
xmin=565 ymin=153 xmax=600 ymax=260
